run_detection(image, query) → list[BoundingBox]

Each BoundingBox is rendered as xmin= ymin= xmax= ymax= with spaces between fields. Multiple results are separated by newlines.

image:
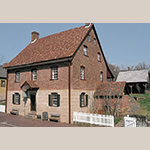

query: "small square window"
xmin=1 ymin=80 xmax=5 ymax=87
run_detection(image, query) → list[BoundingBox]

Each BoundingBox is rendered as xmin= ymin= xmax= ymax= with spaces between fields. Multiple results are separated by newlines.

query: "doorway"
xmin=31 ymin=94 xmax=36 ymax=111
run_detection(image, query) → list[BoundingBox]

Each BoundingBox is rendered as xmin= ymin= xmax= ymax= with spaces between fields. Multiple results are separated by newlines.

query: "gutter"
xmin=5 ymin=71 xmax=8 ymax=113
xmin=68 ymin=60 xmax=71 ymax=124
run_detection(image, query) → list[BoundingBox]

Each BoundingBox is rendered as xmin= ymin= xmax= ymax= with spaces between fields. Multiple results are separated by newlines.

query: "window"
xmin=88 ymin=35 xmax=90 ymax=42
xmin=80 ymin=93 xmax=88 ymax=107
xmin=52 ymin=67 xmax=58 ymax=80
xmin=98 ymin=52 xmax=101 ymax=61
xmin=1 ymin=80 xmax=5 ymax=87
xmin=12 ymin=93 xmax=20 ymax=105
xmin=48 ymin=93 xmax=60 ymax=107
xmin=80 ymin=66 xmax=85 ymax=80
xmin=83 ymin=45 xmax=88 ymax=56
xmin=15 ymin=71 xmax=20 ymax=82
xmin=94 ymin=38 xmax=96 ymax=45
xmin=32 ymin=69 xmax=37 ymax=81
xmin=100 ymin=72 xmax=103 ymax=82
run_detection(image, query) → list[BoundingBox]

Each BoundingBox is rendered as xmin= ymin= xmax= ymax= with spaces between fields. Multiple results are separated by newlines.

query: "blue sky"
xmin=0 ymin=23 xmax=150 ymax=67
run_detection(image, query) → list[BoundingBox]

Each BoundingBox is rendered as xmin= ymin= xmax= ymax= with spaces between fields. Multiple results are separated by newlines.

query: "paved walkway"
xmin=0 ymin=112 xmax=79 ymax=127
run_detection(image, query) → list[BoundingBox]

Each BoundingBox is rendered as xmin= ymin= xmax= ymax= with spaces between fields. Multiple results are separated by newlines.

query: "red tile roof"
xmin=4 ymin=24 xmax=93 ymax=68
xmin=94 ymin=81 xmax=126 ymax=96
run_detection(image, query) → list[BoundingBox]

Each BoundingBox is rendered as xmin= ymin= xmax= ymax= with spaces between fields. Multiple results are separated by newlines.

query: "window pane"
xmin=100 ymin=72 xmax=103 ymax=82
xmin=1 ymin=80 xmax=5 ymax=87
xmin=80 ymin=67 xmax=85 ymax=79
xmin=98 ymin=53 xmax=100 ymax=61
xmin=15 ymin=94 xmax=19 ymax=104
xmin=53 ymin=94 xmax=58 ymax=106
xmin=16 ymin=72 xmax=20 ymax=82
xmin=32 ymin=70 xmax=37 ymax=81
xmin=52 ymin=68 xmax=58 ymax=79
xmin=83 ymin=46 xmax=87 ymax=55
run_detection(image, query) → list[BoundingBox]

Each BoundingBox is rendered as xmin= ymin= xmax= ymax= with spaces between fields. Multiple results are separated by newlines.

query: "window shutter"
xmin=86 ymin=94 xmax=88 ymax=107
xmin=12 ymin=94 xmax=15 ymax=104
xmin=18 ymin=94 xmax=20 ymax=105
xmin=80 ymin=94 xmax=82 ymax=107
xmin=57 ymin=94 xmax=60 ymax=107
xmin=48 ymin=95 xmax=51 ymax=106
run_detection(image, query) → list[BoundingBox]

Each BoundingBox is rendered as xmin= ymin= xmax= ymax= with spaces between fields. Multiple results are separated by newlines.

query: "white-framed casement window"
xmin=98 ymin=52 xmax=101 ymax=61
xmin=12 ymin=93 xmax=20 ymax=105
xmin=80 ymin=66 xmax=85 ymax=80
xmin=15 ymin=71 xmax=20 ymax=82
xmin=80 ymin=93 xmax=88 ymax=107
xmin=83 ymin=45 xmax=88 ymax=56
xmin=32 ymin=69 xmax=37 ymax=81
xmin=52 ymin=67 xmax=58 ymax=80
xmin=48 ymin=93 xmax=60 ymax=107
xmin=94 ymin=38 xmax=96 ymax=45
xmin=100 ymin=72 xmax=103 ymax=82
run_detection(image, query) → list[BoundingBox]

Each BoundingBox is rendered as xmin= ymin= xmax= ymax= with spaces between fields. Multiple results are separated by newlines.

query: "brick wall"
xmin=7 ymin=63 xmax=69 ymax=91
xmin=72 ymin=28 xmax=107 ymax=90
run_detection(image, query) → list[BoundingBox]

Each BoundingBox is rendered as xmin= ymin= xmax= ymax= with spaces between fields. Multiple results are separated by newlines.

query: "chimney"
xmin=31 ymin=31 xmax=39 ymax=42
xmin=85 ymin=23 xmax=91 ymax=28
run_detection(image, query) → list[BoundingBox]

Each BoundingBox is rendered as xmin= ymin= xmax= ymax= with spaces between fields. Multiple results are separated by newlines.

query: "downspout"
xmin=68 ymin=60 xmax=71 ymax=124
xmin=5 ymin=70 xmax=8 ymax=113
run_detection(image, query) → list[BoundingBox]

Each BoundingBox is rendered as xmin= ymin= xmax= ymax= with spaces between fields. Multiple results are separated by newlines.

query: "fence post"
xmin=112 ymin=116 xmax=114 ymax=127
xmin=90 ymin=114 xmax=93 ymax=124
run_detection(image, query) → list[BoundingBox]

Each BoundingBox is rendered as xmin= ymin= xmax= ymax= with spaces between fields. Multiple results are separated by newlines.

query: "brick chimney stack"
xmin=31 ymin=31 xmax=39 ymax=42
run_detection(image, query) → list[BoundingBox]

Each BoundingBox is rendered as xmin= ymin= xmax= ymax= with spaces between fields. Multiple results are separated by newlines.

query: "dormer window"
xmin=83 ymin=45 xmax=88 ymax=56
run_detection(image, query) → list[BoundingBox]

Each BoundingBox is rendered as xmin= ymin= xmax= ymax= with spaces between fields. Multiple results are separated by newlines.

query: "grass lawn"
xmin=130 ymin=94 xmax=150 ymax=120
xmin=114 ymin=118 xmax=122 ymax=125
xmin=0 ymin=102 xmax=5 ymax=105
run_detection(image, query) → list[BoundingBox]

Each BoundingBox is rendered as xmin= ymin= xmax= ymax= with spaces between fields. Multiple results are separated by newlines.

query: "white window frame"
xmin=81 ymin=93 xmax=85 ymax=107
xmin=52 ymin=67 xmax=58 ymax=80
xmin=100 ymin=72 xmax=103 ymax=82
xmin=83 ymin=46 xmax=88 ymax=56
xmin=1 ymin=80 xmax=5 ymax=87
xmin=16 ymin=71 xmax=20 ymax=82
xmin=52 ymin=93 xmax=58 ymax=106
xmin=15 ymin=93 xmax=20 ymax=105
xmin=32 ymin=70 xmax=37 ymax=81
xmin=98 ymin=53 xmax=100 ymax=61
xmin=80 ymin=67 xmax=85 ymax=80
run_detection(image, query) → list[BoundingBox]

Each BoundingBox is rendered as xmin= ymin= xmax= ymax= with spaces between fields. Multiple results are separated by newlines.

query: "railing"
xmin=73 ymin=112 xmax=114 ymax=127
xmin=23 ymin=104 xmax=30 ymax=116
xmin=0 ymin=105 xmax=5 ymax=112
xmin=124 ymin=115 xmax=136 ymax=127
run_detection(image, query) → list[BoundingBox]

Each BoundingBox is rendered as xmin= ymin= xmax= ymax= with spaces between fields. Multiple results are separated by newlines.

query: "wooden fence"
xmin=73 ymin=112 xmax=114 ymax=127
xmin=0 ymin=105 xmax=5 ymax=112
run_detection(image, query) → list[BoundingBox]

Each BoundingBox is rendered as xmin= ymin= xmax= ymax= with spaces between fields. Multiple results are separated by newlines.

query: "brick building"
xmin=0 ymin=66 xmax=7 ymax=101
xmin=4 ymin=23 xmax=114 ymax=124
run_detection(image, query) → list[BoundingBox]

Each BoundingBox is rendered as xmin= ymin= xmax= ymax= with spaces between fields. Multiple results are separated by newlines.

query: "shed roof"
xmin=116 ymin=69 xmax=149 ymax=83
xmin=94 ymin=81 xmax=126 ymax=96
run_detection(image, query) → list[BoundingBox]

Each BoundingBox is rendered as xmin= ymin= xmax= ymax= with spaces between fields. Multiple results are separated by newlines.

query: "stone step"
xmin=25 ymin=111 xmax=36 ymax=119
